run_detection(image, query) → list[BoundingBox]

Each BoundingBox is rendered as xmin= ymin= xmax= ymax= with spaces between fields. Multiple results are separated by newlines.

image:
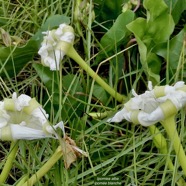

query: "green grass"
xmin=0 ymin=0 xmax=186 ymax=185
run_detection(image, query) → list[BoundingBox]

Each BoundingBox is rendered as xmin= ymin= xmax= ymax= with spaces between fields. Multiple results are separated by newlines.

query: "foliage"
xmin=0 ymin=0 xmax=185 ymax=185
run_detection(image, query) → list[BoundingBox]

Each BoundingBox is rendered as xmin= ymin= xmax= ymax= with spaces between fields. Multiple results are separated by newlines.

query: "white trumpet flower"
xmin=38 ymin=23 xmax=75 ymax=70
xmin=108 ymin=81 xmax=186 ymax=126
xmin=0 ymin=92 xmax=63 ymax=141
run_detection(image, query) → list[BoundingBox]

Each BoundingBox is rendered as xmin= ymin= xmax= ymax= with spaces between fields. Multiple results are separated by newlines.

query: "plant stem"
xmin=0 ymin=141 xmax=18 ymax=184
xmin=149 ymin=122 xmax=186 ymax=185
xmin=161 ymin=115 xmax=186 ymax=176
xmin=149 ymin=125 xmax=174 ymax=170
xmin=22 ymin=146 xmax=63 ymax=186
xmin=67 ymin=47 xmax=126 ymax=103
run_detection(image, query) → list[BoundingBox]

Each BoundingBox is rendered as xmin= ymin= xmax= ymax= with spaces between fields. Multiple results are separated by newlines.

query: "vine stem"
xmin=0 ymin=141 xmax=18 ymax=184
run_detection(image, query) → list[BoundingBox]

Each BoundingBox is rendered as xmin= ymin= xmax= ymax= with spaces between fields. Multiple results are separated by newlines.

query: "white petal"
xmin=174 ymin=81 xmax=185 ymax=89
xmin=107 ymin=108 xmax=131 ymax=123
xmin=148 ymin=81 xmax=153 ymax=90
xmin=60 ymin=32 xmax=74 ymax=43
xmin=45 ymin=121 xmax=65 ymax=138
xmin=31 ymin=107 xmax=48 ymax=125
xmin=10 ymin=124 xmax=53 ymax=140
xmin=138 ymin=107 xmax=164 ymax=126
xmin=0 ymin=108 xmax=10 ymax=128
xmin=12 ymin=93 xmax=31 ymax=111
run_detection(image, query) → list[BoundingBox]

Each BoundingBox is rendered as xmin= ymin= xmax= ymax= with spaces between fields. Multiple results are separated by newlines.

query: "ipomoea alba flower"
xmin=38 ymin=23 xmax=74 ymax=70
xmin=0 ymin=92 xmax=63 ymax=141
xmin=108 ymin=81 xmax=186 ymax=126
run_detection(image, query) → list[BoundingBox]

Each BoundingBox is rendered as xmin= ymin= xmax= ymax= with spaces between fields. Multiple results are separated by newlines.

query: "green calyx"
xmin=23 ymin=98 xmax=40 ymax=114
xmin=160 ymin=99 xmax=177 ymax=119
xmin=0 ymin=126 xmax=13 ymax=141
xmin=4 ymin=98 xmax=16 ymax=111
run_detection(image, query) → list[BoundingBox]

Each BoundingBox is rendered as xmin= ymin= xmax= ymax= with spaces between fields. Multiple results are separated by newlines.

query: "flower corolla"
xmin=108 ymin=81 xmax=186 ymax=126
xmin=0 ymin=92 xmax=63 ymax=141
xmin=38 ymin=23 xmax=74 ymax=70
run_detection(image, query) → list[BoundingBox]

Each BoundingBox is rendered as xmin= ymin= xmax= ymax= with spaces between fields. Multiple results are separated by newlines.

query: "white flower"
xmin=38 ymin=23 xmax=75 ymax=70
xmin=108 ymin=81 xmax=186 ymax=126
xmin=0 ymin=92 xmax=63 ymax=141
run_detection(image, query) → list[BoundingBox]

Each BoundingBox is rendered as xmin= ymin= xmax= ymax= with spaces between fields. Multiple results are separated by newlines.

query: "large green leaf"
xmin=96 ymin=10 xmax=135 ymax=62
xmin=94 ymin=0 xmax=125 ymax=29
xmin=126 ymin=0 xmax=175 ymax=84
xmin=0 ymin=40 xmax=38 ymax=77
xmin=153 ymin=29 xmax=185 ymax=70
xmin=144 ymin=0 xmax=168 ymax=21
xmin=164 ymin=0 xmax=186 ymax=24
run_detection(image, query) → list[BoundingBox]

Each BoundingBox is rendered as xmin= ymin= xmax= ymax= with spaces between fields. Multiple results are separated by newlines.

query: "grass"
xmin=0 ymin=0 xmax=186 ymax=185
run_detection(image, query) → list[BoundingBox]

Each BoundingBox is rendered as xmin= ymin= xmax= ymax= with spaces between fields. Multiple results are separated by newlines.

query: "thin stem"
xmin=0 ymin=141 xmax=18 ymax=184
xmin=22 ymin=146 xmax=63 ymax=186
xmin=67 ymin=47 xmax=126 ymax=103
xmin=161 ymin=115 xmax=186 ymax=176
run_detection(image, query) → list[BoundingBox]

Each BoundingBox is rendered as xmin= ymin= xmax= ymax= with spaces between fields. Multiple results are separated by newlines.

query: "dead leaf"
xmin=59 ymin=135 xmax=88 ymax=169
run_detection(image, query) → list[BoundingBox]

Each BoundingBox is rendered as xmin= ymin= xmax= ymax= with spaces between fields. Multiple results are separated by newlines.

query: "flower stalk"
xmin=161 ymin=115 xmax=186 ymax=176
xmin=0 ymin=141 xmax=18 ymax=184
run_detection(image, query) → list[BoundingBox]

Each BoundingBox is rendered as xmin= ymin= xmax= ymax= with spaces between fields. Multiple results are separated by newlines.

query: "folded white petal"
xmin=31 ymin=107 xmax=49 ymax=125
xmin=45 ymin=121 xmax=64 ymax=138
xmin=10 ymin=124 xmax=53 ymax=140
xmin=107 ymin=108 xmax=131 ymax=123
xmin=138 ymin=107 xmax=164 ymax=126
xmin=38 ymin=23 xmax=74 ymax=71
xmin=12 ymin=92 xmax=31 ymax=111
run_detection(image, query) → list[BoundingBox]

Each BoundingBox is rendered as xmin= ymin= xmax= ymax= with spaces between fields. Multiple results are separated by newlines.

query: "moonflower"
xmin=38 ymin=23 xmax=74 ymax=70
xmin=0 ymin=92 xmax=63 ymax=141
xmin=108 ymin=81 xmax=186 ymax=126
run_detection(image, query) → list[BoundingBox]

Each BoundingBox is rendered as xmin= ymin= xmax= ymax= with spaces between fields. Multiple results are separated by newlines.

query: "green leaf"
xmin=94 ymin=0 xmax=125 ymax=29
xmin=164 ymin=0 xmax=186 ymax=24
xmin=93 ymin=84 xmax=109 ymax=105
xmin=33 ymin=63 xmax=85 ymax=120
xmin=96 ymin=10 xmax=135 ymax=63
xmin=126 ymin=0 xmax=175 ymax=84
xmin=153 ymin=29 xmax=185 ymax=70
xmin=147 ymin=14 xmax=174 ymax=43
xmin=100 ymin=10 xmax=134 ymax=52
xmin=0 ymin=40 xmax=38 ymax=77
xmin=147 ymin=53 xmax=161 ymax=75
xmin=62 ymin=74 xmax=83 ymax=94
xmin=144 ymin=0 xmax=168 ymax=21
xmin=32 ymin=63 xmax=58 ymax=89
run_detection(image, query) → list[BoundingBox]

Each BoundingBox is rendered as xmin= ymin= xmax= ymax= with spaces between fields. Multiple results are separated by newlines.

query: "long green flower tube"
xmin=161 ymin=115 xmax=186 ymax=175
